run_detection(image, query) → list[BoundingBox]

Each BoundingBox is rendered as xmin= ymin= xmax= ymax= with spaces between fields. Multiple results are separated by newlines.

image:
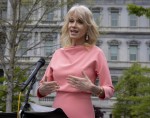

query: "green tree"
xmin=113 ymin=63 xmax=150 ymax=118
xmin=127 ymin=4 xmax=150 ymax=18
xmin=0 ymin=67 xmax=27 ymax=112
xmin=0 ymin=0 xmax=74 ymax=112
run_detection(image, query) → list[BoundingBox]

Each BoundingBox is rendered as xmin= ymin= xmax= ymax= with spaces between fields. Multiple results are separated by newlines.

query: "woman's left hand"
xmin=66 ymin=71 xmax=94 ymax=92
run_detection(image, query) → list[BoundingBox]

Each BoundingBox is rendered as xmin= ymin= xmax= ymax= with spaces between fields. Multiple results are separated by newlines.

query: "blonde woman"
xmin=37 ymin=5 xmax=114 ymax=118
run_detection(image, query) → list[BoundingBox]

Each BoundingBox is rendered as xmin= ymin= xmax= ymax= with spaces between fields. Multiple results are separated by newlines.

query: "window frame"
xmin=91 ymin=7 xmax=103 ymax=26
xmin=42 ymin=32 xmax=57 ymax=56
xmin=127 ymin=40 xmax=141 ymax=62
xmin=129 ymin=14 xmax=138 ymax=27
xmin=108 ymin=7 xmax=122 ymax=27
xmin=107 ymin=39 xmax=121 ymax=61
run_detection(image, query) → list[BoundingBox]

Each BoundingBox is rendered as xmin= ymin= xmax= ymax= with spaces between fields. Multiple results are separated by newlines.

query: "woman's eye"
xmin=69 ymin=19 xmax=74 ymax=23
xmin=77 ymin=19 xmax=84 ymax=24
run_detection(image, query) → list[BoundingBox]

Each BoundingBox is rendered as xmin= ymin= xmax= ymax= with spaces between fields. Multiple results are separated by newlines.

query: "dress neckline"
xmin=62 ymin=45 xmax=94 ymax=51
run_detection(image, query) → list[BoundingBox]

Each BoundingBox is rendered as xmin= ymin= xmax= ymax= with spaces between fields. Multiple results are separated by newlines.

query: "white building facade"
xmin=0 ymin=0 xmax=150 ymax=117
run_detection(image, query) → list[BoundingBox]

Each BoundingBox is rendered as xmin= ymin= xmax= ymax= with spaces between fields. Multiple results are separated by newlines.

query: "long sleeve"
xmin=37 ymin=60 xmax=54 ymax=98
xmin=96 ymin=50 xmax=114 ymax=99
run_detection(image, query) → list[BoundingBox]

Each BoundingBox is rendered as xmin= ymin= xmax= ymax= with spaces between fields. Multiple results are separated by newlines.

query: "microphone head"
xmin=38 ymin=57 xmax=45 ymax=66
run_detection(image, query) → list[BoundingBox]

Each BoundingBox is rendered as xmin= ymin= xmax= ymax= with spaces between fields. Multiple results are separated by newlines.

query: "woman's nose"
xmin=72 ymin=21 xmax=77 ymax=27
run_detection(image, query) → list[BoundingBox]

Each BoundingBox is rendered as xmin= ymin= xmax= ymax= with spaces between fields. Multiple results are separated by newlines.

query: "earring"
xmin=86 ymin=34 xmax=89 ymax=41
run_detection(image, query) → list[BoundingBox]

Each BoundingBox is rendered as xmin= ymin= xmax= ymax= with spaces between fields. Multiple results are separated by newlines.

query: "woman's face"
xmin=68 ymin=13 xmax=88 ymax=44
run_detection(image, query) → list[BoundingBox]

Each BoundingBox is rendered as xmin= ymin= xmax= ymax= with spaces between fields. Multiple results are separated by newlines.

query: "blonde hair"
xmin=60 ymin=5 xmax=99 ymax=47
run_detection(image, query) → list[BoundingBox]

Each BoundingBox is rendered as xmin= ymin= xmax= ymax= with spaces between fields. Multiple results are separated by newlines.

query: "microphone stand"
xmin=20 ymin=76 xmax=37 ymax=118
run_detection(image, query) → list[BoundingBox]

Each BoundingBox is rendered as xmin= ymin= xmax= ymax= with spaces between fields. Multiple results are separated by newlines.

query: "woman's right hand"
xmin=38 ymin=76 xmax=60 ymax=96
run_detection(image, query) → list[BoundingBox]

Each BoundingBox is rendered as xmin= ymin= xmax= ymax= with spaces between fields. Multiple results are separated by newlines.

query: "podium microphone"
xmin=21 ymin=58 xmax=45 ymax=91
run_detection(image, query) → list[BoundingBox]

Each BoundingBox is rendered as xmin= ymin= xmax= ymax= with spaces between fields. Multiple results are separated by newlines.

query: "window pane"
xmin=129 ymin=15 xmax=137 ymax=27
xmin=129 ymin=46 xmax=137 ymax=61
xmin=20 ymin=40 xmax=28 ymax=55
xmin=92 ymin=7 xmax=102 ymax=26
xmin=0 ymin=0 xmax=7 ymax=20
xmin=93 ymin=13 xmax=101 ymax=25
xmin=45 ymin=40 xmax=54 ymax=55
xmin=43 ymin=33 xmax=57 ymax=56
xmin=111 ymin=76 xmax=118 ymax=97
xmin=111 ymin=10 xmax=119 ymax=27
xmin=44 ymin=0 xmax=58 ymax=21
xmin=20 ymin=0 xmax=34 ymax=20
xmin=110 ymin=46 xmax=118 ymax=60
xmin=111 ymin=13 xmax=119 ymax=26
xmin=47 ymin=12 xmax=54 ymax=21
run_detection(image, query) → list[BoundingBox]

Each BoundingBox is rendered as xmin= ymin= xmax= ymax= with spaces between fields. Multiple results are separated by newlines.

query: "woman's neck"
xmin=71 ymin=39 xmax=85 ymax=46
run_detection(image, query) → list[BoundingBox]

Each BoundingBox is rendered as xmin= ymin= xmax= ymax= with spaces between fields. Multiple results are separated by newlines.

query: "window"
xmin=146 ymin=41 xmax=150 ymax=61
xmin=107 ymin=40 xmax=121 ymax=61
xmin=127 ymin=40 xmax=140 ymax=61
xmin=18 ymin=33 xmax=31 ymax=56
xmin=45 ymin=39 xmax=54 ymax=55
xmin=44 ymin=0 xmax=58 ymax=22
xmin=112 ymin=76 xmax=118 ymax=97
xmin=47 ymin=12 xmax=54 ymax=21
xmin=110 ymin=45 xmax=118 ymax=60
xmin=111 ymin=10 xmax=119 ymax=27
xmin=129 ymin=15 xmax=138 ymax=27
xmin=20 ymin=39 xmax=28 ymax=56
xmin=34 ymin=32 xmax=38 ymax=55
xmin=0 ymin=0 xmax=7 ymax=20
xmin=42 ymin=33 xmax=57 ymax=56
xmin=91 ymin=7 xmax=103 ymax=26
xmin=112 ymin=76 xmax=118 ymax=87
xmin=129 ymin=46 xmax=138 ymax=61
xmin=108 ymin=8 xmax=121 ymax=27
xmin=20 ymin=0 xmax=33 ymax=21
xmin=0 ymin=32 xmax=6 ymax=55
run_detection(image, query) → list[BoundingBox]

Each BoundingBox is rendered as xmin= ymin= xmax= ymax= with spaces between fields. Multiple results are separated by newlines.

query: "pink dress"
xmin=38 ymin=45 xmax=114 ymax=118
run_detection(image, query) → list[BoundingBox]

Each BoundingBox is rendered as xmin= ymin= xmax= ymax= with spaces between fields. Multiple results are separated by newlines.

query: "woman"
xmin=37 ymin=5 xmax=114 ymax=118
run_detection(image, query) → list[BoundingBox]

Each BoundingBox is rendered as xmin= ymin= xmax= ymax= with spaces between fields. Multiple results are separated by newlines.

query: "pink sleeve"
xmin=37 ymin=62 xmax=54 ymax=98
xmin=96 ymin=50 xmax=114 ymax=99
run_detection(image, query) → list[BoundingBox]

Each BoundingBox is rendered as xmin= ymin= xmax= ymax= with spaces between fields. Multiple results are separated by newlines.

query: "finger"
xmin=41 ymin=84 xmax=59 ymax=92
xmin=67 ymin=77 xmax=78 ymax=84
xmin=82 ymin=71 xmax=89 ymax=79
xmin=45 ymin=76 xmax=48 ymax=81
xmin=68 ymin=75 xmax=82 ymax=79
xmin=46 ymin=85 xmax=60 ymax=90
xmin=43 ymin=81 xmax=58 ymax=85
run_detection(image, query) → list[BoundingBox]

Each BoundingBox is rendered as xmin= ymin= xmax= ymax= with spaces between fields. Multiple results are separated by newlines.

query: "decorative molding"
xmin=108 ymin=7 xmax=122 ymax=12
xmin=91 ymin=7 xmax=103 ymax=12
xmin=127 ymin=40 xmax=141 ymax=46
xmin=107 ymin=39 xmax=121 ymax=46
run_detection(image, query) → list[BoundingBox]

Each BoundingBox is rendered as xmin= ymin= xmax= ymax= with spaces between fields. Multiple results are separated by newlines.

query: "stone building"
xmin=0 ymin=0 xmax=150 ymax=117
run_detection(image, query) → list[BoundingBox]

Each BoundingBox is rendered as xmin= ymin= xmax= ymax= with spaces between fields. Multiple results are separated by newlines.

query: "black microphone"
xmin=21 ymin=58 xmax=45 ymax=91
